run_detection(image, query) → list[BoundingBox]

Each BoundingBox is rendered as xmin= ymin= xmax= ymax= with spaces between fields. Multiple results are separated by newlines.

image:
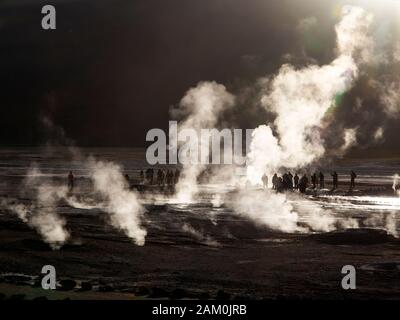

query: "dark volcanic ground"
xmin=0 ymin=148 xmax=400 ymax=299
xmin=1 ymin=200 xmax=400 ymax=300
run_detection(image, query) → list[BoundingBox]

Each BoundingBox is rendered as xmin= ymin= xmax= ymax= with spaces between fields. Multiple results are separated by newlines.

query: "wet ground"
xmin=0 ymin=148 xmax=400 ymax=300
xmin=1 ymin=197 xmax=400 ymax=300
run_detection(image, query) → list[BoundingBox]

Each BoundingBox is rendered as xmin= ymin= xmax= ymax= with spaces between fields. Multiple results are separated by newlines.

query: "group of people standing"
xmin=66 ymin=168 xmax=182 ymax=192
xmin=140 ymin=168 xmax=180 ymax=187
xmin=67 ymin=167 xmax=357 ymax=194
xmin=264 ymin=170 xmax=357 ymax=193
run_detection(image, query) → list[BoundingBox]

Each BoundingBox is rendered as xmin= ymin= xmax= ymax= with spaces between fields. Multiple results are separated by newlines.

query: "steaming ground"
xmin=0 ymin=148 xmax=400 ymax=299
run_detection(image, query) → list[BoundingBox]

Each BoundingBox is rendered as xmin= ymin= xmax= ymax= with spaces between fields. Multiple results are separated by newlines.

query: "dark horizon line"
xmin=1 ymin=144 xmax=400 ymax=160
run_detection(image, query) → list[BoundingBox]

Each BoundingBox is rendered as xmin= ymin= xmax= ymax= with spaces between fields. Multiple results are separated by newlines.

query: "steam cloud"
xmin=247 ymin=6 xmax=373 ymax=184
xmin=170 ymin=5 xmax=398 ymax=237
xmin=228 ymin=189 xmax=359 ymax=234
xmin=182 ymin=223 xmax=220 ymax=247
xmin=3 ymin=166 xmax=70 ymax=249
xmin=3 ymin=5 xmax=399 ymax=248
xmin=2 ymin=157 xmax=146 ymax=249
xmin=86 ymin=158 xmax=147 ymax=246
xmin=172 ymin=81 xmax=235 ymax=202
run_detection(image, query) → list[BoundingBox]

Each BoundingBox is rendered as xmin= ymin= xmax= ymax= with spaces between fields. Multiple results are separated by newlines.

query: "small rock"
xmin=79 ymin=281 xmax=93 ymax=291
xmin=58 ymin=279 xmax=77 ymax=291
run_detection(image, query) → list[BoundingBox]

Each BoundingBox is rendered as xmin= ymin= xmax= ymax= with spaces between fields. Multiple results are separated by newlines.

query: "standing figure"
xmin=157 ymin=169 xmax=165 ymax=186
xmin=294 ymin=173 xmax=299 ymax=190
xmin=282 ymin=173 xmax=289 ymax=190
xmin=145 ymin=168 xmax=155 ymax=185
xmin=67 ymin=171 xmax=74 ymax=191
xmin=160 ymin=170 xmax=165 ymax=186
xmin=272 ymin=173 xmax=278 ymax=190
xmin=288 ymin=172 xmax=293 ymax=189
xmin=145 ymin=168 xmax=151 ymax=184
xmin=319 ymin=172 xmax=325 ymax=189
xmin=165 ymin=170 xmax=171 ymax=186
xmin=139 ymin=170 xmax=144 ymax=184
xmin=277 ymin=177 xmax=284 ymax=192
xmin=311 ymin=173 xmax=317 ymax=189
xmin=169 ymin=170 xmax=174 ymax=186
xmin=331 ymin=171 xmax=338 ymax=190
xmin=150 ymin=168 xmax=154 ymax=185
xmin=299 ymin=175 xmax=309 ymax=193
xmin=350 ymin=171 xmax=357 ymax=189
xmin=174 ymin=169 xmax=180 ymax=185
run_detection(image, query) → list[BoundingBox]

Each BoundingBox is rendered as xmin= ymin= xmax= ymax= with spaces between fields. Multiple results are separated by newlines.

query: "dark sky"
xmin=0 ymin=0 xmax=399 ymax=155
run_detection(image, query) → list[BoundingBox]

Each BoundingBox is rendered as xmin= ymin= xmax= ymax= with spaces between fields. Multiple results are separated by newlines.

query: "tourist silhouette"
xmin=350 ymin=170 xmax=357 ymax=189
xmin=331 ymin=171 xmax=338 ymax=190
xmin=67 ymin=171 xmax=74 ymax=191
xmin=272 ymin=173 xmax=278 ymax=190
xmin=319 ymin=172 xmax=325 ymax=189
xmin=294 ymin=173 xmax=299 ymax=189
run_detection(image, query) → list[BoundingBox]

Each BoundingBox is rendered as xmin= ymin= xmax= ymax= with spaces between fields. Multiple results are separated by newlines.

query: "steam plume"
xmin=172 ymin=81 xmax=235 ymax=202
xmin=3 ymin=166 xmax=70 ymax=249
xmin=393 ymin=174 xmax=400 ymax=196
xmin=86 ymin=159 xmax=147 ymax=245
xmin=246 ymin=6 xmax=373 ymax=184
xmin=2 ymin=157 xmax=147 ymax=248
xmin=229 ymin=6 xmax=379 ymax=235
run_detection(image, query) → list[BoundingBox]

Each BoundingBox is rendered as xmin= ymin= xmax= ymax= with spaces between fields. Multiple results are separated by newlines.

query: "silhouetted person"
xmin=161 ymin=170 xmax=165 ymax=186
xmin=299 ymin=175 xmax=309 ymax=193
xmin=282 ymin=173 xmax=289 ymax=190
xmin=157 ymin=169 xmax=165 ymax=186
xmin=145 ymin=168 xmax=154 ymax=185
xmin=165 ymin=170 xmax=171 ymax=186
xmin=350 ymin=171 xmax=357 ymax=189
xmin=67 ymin=171 xmax=74 ymax=191
xmin=174 ymin=169 xmax=180 ymax=185
xmin=288 ymin=172 xmax=293 ymax=189
xmin=139 ymin=170 xmax=144 ymax=184
xmin=331 ymin=171 xmax=338 ymax=190
xmin=157 ymin=169 xmax=161 ymax=185
xmin=319 ymin=172 xmax=325 ymax=189
xmin=294 ymin=173 xmax=299 ymax=189
xmin=311 ymin=173 xmax=317 ymax=189
xmin=262 ymin=174 xmax=268 ymax=189
xmin=272 ymin=173 xmax=278 ymax=190
xmin=277 ymin=177 xmax=284 ymax=192
xmin=124 ymin=174 xmax=130 ymax=189
xmin=168 ymin=170 xmax=174 ymax=186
